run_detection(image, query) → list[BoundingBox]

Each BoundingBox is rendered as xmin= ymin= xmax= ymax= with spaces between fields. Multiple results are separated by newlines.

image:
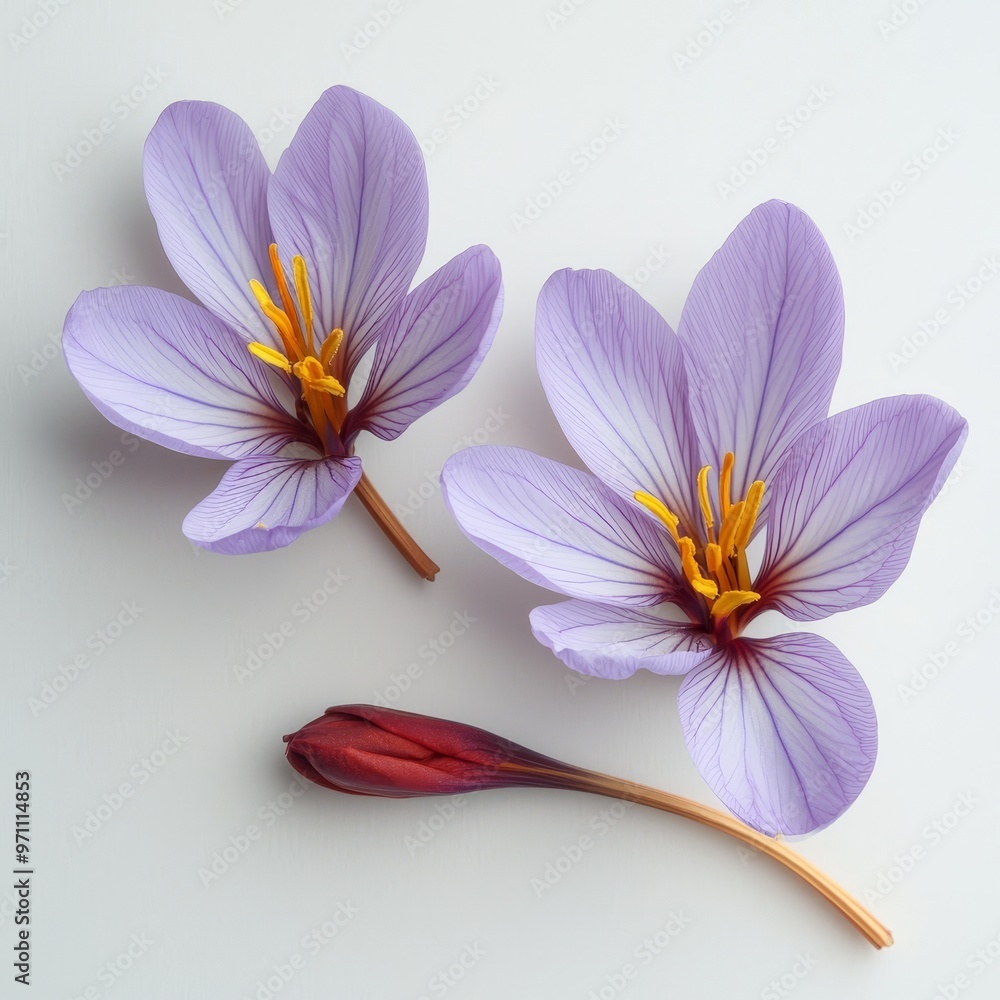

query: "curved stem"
xmin=502 ymin=762 xmax=892 ymax=949
xmin=353 ymin=473 xmax=439 ymax=581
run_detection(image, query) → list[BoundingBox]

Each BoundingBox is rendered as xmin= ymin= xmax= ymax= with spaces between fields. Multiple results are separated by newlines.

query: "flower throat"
xmin=635 ymin=452 xmax=764 ymax=626
xmin=246 ymin=244 xmax=346 ymax=450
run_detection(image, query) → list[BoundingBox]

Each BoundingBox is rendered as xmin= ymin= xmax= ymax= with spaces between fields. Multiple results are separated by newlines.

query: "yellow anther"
xmin=247 ymin=341 xmax=292 ymax=373
xmin=710 ymin=589 xmax=760 ymax=620
xmin=292 ymin=255 xmax=315 ymax=354
xmin=633 ymin=491 xmax=680 ymax=543
xmin=679 ymin=537 xmax=718 ymax=600
xmin=320 ymin=328 xmax=345 ymax=371
xmin=719 ymin=452 xmax=734 ymax=518
xmin=268 ymin=243 xmax=304 ymax=347
xmin=697 ymin=465 xmax=714 ymax=535
xmin=704 ymin=542 xmax=722 ymax=575
xmin=706 ymin=541 xmax=738 ymax=592
xmin=717 ymin=499 xmax=745 ymax=559
xmin=291 ymin=356 xmax=346 ymax=397
xmin=733 ymin=480 xmax=765 ymax=551
xmin=249 ymin=279 xmax=297 ymax=355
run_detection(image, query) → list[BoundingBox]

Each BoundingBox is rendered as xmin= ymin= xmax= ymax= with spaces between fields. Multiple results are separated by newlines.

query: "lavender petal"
xmin=757 ymin=394 xmax=967 ymax=621
xmin=143 ymin=101 xmax=276 ymax=345
xmin=62 ymin=285 xmax=303 ymax=459
xmin=531 ymin=600 xmax=714 ymax=678
xmin=677 ymin=200 xmax=844 ymax=516
xmin=344 ymin=245 xmax=502 ymax=443
xmin=441 ymin=446 xmax=686 ymax=606
xmin=677 ymin=632 xmax=877 ymax=836
xmin=184 ymin=455 xmax=362 ymax=554
xmin=267 ymin=86 xmax=428 ymax=380
xmin=536 ymin=268 xmax=702 ymax=528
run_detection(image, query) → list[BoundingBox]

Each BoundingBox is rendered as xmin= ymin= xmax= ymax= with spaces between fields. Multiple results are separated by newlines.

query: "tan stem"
xmin=502 ymin=763 xmax=893 ymax=949
xmin=353 ymin=473 xmax=439 ymax=581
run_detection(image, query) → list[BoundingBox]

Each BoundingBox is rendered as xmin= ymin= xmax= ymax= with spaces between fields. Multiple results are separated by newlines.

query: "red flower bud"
xmin=283 ymin=704 xmax=588 ymax=798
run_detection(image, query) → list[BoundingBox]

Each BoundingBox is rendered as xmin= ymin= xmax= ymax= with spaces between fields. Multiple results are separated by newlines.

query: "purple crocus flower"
xmin=63 ymin=87 xmax=502 ymax=569
xmin=441 ymin=201 xmax=966 ymax=835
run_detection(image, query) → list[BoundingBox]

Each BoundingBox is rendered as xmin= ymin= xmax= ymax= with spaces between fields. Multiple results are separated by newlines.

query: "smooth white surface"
xmin=3 ymin=1 xmax=999 ymax=996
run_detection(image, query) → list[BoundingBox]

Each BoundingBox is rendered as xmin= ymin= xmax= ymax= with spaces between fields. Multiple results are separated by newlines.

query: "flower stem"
xmin=501 ymin=762 xmax=893 ymax=949
xmin=353 ymin=473 xmax=440 ymax=581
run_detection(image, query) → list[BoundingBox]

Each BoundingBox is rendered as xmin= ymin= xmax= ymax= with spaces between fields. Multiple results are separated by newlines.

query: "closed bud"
xmin=283 ymin=704 xmax=588 ymax=797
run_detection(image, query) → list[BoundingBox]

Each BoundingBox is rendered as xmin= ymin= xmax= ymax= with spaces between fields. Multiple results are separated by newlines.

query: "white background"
xmin=3 ymin=1 xmax=1000 ymax=997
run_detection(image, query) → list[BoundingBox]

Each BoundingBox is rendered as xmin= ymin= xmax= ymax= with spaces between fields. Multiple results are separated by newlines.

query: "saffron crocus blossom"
xmin=62 ymin=87 xmax=503 ymax=572
xmin=284 ymin=704 xmax=893 ymax=948
xmin=441 ymin=201 xmax=967 ymax=836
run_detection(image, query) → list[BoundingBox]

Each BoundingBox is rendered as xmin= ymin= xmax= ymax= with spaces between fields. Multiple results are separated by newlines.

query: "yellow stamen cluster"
xmin=247 ymin=244 xmax=347 ymax=447
xmin=635 ymin=452 xmax=765 ymax=624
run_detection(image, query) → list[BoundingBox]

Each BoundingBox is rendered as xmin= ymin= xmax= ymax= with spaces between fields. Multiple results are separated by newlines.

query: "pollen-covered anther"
xmin=711 ymin=589 xmax=760 ymax=620
xmin=679 ymin=537 xmax=718 ymax=600
xmin=248 ymin=341 xmax=292 ymax=374
xmin=292 ymin=356 xmax=346 ymax=397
